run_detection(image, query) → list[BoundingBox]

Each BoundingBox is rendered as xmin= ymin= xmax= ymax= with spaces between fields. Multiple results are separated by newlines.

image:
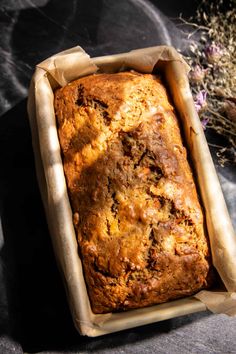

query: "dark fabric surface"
xmin=0 ymin=1 xmax=235 ymax=353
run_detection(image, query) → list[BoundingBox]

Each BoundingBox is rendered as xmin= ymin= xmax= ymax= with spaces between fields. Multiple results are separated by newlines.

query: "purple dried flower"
xmin=205 ymin=43 xmax=223 ymax=63
xmin=194 ymin=90 xmax=207 ymax=112
xmin=189 ymin=65 xmax=206 ymax=82
xmin=201 ymin=117 xmax=209 ymax=130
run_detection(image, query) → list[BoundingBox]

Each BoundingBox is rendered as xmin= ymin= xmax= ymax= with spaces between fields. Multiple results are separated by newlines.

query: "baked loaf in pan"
xmin=54 ymin=71 xmax=214 ymax=314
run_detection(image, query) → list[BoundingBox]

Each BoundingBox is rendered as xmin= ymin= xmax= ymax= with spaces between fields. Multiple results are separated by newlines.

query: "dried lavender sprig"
xmin=179 ymin=0 xmax=236 ymax=164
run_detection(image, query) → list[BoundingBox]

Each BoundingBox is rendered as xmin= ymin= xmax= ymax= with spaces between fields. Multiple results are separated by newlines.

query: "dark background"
xmin=0 ymin=1 xmax=235 ymax=353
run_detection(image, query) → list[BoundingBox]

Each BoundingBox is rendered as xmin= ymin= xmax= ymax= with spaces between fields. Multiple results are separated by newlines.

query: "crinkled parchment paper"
xmin=27 ymin=45 xmax=236 ymax=336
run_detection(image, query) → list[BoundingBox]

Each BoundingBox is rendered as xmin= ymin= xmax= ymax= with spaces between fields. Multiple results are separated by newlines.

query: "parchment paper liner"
xmin=27 ymin=45 xmax=236 ymax=336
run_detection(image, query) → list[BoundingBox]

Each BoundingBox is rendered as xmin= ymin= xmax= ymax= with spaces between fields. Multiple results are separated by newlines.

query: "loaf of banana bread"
xmin=54 ymin=71 xmax=214 ymax=314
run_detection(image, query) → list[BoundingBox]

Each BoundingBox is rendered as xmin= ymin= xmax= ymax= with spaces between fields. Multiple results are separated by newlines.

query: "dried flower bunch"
xmin=179 ymin=0 xmax=236 ymax=165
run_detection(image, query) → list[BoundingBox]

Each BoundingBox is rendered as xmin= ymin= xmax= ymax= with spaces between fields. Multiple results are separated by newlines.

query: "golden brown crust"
xmin=54 ymin=71 xmax=214 ymax=314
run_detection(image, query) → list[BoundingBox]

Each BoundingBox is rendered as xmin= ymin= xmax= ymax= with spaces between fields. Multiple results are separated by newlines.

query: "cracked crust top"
xmin=54 ymin=71 xmax=214 ymax=314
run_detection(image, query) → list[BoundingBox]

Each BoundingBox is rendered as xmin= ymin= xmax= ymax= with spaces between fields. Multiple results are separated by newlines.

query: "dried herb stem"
xmin=208 ymin=125 xmax=236 ymax=137
xmin=207 ymin=109 xmax=236 ymax=128
xmin=178 ymin=14 xmax=209 ymax=30
xmin=208 ymin=142 xmax=227 ymax=149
